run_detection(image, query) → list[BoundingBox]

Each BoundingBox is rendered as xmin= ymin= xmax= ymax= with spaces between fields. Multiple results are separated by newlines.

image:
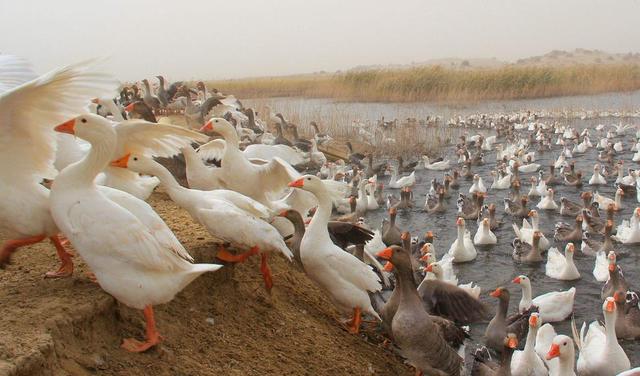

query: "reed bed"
xmin=208 ymin=64 xmax=640 ymax=103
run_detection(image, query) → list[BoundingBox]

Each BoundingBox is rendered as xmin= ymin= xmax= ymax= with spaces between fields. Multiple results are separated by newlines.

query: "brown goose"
xmin=487 ymin=203 xmax=502 ymax=230
xmin=581 ymin=220 xmax=614 ymax=256
xmin=459 ymin=192 xmax=485 ymax=220
xmin=449 ymin=170 xmax=461 ymax=189
xmin=601 ymin=251 xmax=630 ymax=300
xmin=364 ymin=154 xmax=387 ymax=178
xmin=398 ymin=156 xmax=418 ymax=173
xmin=335 ymin=196 xmax=358 ymax=223
xmin=544 ymin=165 xmax=558 ymax=186
xmin=417 ymin=266 xmax=489 ymax=325
xmin=471 ymin=334 xmax=518 ymax=376
xmin=382 ymin=207 xmax=402 ymax=246
xmin=273 ymin=123 xmax=292 ymax=146
xmin=564 ymin=171 xmax=583 ymax=187
xmin=396 ymin=187 xmax=414 ymax=210
xmin=141 ymin=78 xmax=161 ymax=109
xmin=512 ymin=231 xmax=544 ymax=263
xmin=374 ymin=183 xmax=385 ymax=206
xmin=583 ymin=203 xmax=614 ymax=234
xmin=554 ymin=215 xmax=583 ymax=242
xmin=559 ymin=191 xmax=592 ymax=217
xmin=504 ymin=196 xmax=529 ymax=218
xmin=425 ymin=189 xmax=446 ymax=213
xmin=376 ymin=246 xmax=463 ymax=376
xmin=485 ymin=287 xmax=531 ymax=353
xmin=346 ymin=142 xmax=365 ymax=168
xmin=124 ymin=101 xmax=157 ymax=123
xmin=614 ymin=291 xmax=640 ymax=340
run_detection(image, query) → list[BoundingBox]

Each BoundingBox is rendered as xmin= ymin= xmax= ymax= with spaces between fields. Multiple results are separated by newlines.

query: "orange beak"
xmin=200 ymin=121 xmax=213 ymax=132
xmin=376 ymin=247 xmax=393 ymax=261
xmin=91 ymin=98 xmax=100 ymax=104
xmin=124 ymin=103 xmax=135 ymax=112
xmin=546 ymin=343 xmax=561 ymax=360
xmin=110 ymin=153 xmax=131 ymax=168
xmin=424 ymin=264 xmax=433 ymax=272
xmin=383 ymin=262 xmax=394 ymax=272
xmin=401 ymin=232 xmax=409 ymax=240
xmin=529 ymin=314 xmax=538 ymax=327
xmin=507 ymin=337 xmax=518 ymax=349
xmin=609 ymin=263 xmax=615 ymax=272
xmin=605 ymin=299 xmax=615 ymax=313
xmin=54 ymin=119 xmax=76 ymax=135
xmin=419 ymin=253 xmax=430 ymax=262
xmin=277 ymin=210 xmax=288 ymax=217
xmin=512 ymin=276 xmax=521 ymax=284
xmin=456 ymin=217 xmax=463 ymax=225
xmin=490 ymin=288 xmax=502 ymax=298
xmin=288 ymin=178 xmax=304 ymax=188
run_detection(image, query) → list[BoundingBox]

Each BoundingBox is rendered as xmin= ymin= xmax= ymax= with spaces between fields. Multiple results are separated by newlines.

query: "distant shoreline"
xmin=204 ymin=64 xmax=640 ymax=104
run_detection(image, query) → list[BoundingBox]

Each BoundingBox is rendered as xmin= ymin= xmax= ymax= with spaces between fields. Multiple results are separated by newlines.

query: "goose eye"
xmin=133 ymin=157 xmax=138 ymax=161
xmin=81 ymin=118 xmax=87 ymax=123
xmin=306 ymin=177 xmax=311 ymax=180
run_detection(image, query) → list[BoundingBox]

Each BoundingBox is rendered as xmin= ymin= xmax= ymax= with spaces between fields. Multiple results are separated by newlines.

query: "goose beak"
xmin=288 ymin=178 xmax=304 ymax=188
xmin=490 ymin=288 xmax=502 ymax=298
xmin=124 ymin=103 xmax=135 ymax=112
xmin=512 ymin=276 xmax=521 ymax=284
xmin=376 ymin=247 xmax=394 ymax=261
xmin=529 ymin=314 xmax=538 ymax=327
xmin=383 ymin=262 xmax=394 ymax=272
xmin=200 ymin=121 xmax=213 ymax=132
xmin=609 ymin=263 xmax=616 ymax=272
xmin=277 ymin=210 xmax=288 ymax=217
xmin=546 ymin=343 xmax=560 ymax=360
xmin=91 ymin=98 xmax=100 ymax=104
xmin=110 ymin=153 xmax=131 ymax=168
xmin=605 ymin=298 xmax=615 ymax=313
xmin=507 ymin=337 xmax=518 ymax=349
xmin=424 ymin=264 xmax=433 ymax=272
xmin=54 ymin=119 xmax=76 ymax=135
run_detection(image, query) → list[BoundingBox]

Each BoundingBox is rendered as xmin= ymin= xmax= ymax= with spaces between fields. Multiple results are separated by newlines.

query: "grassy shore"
xmin=206 ymin=64 xmax=640 ymax=103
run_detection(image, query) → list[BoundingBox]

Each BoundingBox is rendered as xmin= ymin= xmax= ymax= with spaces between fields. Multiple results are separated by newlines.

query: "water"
xmin=258 ymin=92 xmax=640 ymax=368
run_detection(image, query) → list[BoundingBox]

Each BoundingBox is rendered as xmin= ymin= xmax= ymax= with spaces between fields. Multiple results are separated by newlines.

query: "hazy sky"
xmin=2 ymin=0 xmax=639 ymax=82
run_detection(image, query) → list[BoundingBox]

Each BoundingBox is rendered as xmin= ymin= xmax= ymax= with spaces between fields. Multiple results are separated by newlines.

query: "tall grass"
xmin=207 ymin=64 xmax=640 ymax=103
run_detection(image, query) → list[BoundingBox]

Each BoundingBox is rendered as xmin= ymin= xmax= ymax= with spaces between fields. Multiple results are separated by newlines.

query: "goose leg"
xmin=0 ymin=234 xmax=47 ymax=267
xmin=216 ymin=245 xmax=259 ymax=263
xmin=121 ymin=305 xmax=162 ymax=352
xmin=45 ymin=235 xmax=74 ymax=278
xmin=346 ymin=307 xmax=362 ymax=334
xmin=259 ymin=252 xmax=273 ymax=292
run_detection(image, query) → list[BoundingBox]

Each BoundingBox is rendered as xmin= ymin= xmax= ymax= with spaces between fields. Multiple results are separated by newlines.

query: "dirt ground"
xmin=0 ymin=189 xmax=411 ymax=376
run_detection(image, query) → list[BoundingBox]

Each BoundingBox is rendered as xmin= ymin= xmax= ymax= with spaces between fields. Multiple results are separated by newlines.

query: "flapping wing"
xmin=256 ymin=156 xmax=301 ymax=195
xmin=114 ymin=120 xmax=209 ymax=158
xmin=0 ymin=55 xmax=36 ymax=93
xmin=0 ymin=59 xmax=118 ymax=182
xmin=196 ymin=139 xmax=226 ymax=161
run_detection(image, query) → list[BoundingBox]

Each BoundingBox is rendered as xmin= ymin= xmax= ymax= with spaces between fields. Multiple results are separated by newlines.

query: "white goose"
xmin=546 ymin=243 xmax=580 ymax=281
xmin=447 ymin=217 xmax=477 ymax=262
xmin=388 ymin=166 xmax=415 ymax=189
xmin=588 ymin=164 xmax=606 ymax=185
xmin=536 ymin=188 xmax=559 ymax=211
xmin=422 ymin=155 xmax=450 ymax=170
xmin=512 ymin=210 xmax=551 ymax=250
xmin=513 ymin=275 xmax=575 ymax=323
xmin=111 ymin=152 xmax=292 ymax=292
xmin=288 ymin=175 xmax=382 ymax=333
xmin=594 ymin=189 xmax=624 ymax=211
xmin=200 ymin=118 xmax=299 ymax=208
xmin=490 ymin=170 xmax=512 ymax=190
xmin=613 ymin=207 xmax=640 ymax=244
xmin=541 ymin=333 xmax=576 ymax=376
xmin=527 ymin=176 xmax=542 ymax=197
xmin=575 ymin=297 xmax=631 ymax=376
xmin=510 ymin=313 xmax=547 ymax=376
xmin=473 ymin=218 xmax=497 ymax=245
xmin=469 ymin=174 xmax=487 ymax=194
xmin=0 ymin=56 xmax=116 ymax=277
xmin=50 ymin=114 xmax=222 ymax=352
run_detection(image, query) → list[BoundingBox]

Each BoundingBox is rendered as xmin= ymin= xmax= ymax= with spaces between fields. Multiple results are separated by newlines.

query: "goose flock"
xmin=1 ymin=55 xmax=640 ymax=375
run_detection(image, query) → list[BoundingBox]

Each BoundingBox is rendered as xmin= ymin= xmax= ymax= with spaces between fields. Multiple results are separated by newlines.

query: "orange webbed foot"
xmin=121 ymin=337 xmax=161 ymax=353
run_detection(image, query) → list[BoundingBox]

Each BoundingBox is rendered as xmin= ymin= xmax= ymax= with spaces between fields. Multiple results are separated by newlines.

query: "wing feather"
xmin=114 ymin=120 xmax=209 ymax=158
xmin=196 ymin=139 xmax=226 ymax=161
xmin=0 ymin=59 xmax=118 ymax=182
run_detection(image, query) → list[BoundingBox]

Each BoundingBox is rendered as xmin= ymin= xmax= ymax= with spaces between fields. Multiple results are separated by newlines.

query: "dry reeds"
xmin=207 ymin=64 xmax=640 ymax=103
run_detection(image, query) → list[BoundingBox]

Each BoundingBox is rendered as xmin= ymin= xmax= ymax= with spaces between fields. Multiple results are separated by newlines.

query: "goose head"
xmin=607 ymin=251 xmax=617 ymax=272
xmin=288 ymin=175 xmax=326 ymax=195
xmin=110 ymin=152 xmax=155 ymax=175
xmin=200 ymin=117 xmax=236 ymax=138
xmin=424 ymin=262 xmax=443 ymax=278
xmin=376 ymin=244 xmax=411 ymax=272
xmin=603 ymin=296 xmax=616 ymax=316
xmin=546 ymin=335 xmax=574 ymax=361
xmin=54 ymin=113 xmax=116 ymax=144
xmin=512 ymin=274 xmax=531 ymax=288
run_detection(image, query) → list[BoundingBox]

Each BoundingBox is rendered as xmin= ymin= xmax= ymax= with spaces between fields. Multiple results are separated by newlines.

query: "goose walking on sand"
xmin=288 ymin=175 xmax=382 ymax=334
xmin=50 ymin=114 xmax=223 ymax=352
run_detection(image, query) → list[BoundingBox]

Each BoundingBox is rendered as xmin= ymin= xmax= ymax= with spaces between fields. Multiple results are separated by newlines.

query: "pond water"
xmin=253 ymin=92 xmax=640 ymax=369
